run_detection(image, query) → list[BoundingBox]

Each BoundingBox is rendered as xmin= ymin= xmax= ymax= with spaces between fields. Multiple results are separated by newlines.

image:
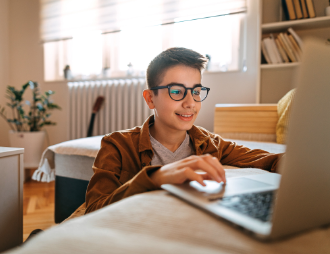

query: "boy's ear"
xmin=143 ymin=89 xmax=155 ymax=109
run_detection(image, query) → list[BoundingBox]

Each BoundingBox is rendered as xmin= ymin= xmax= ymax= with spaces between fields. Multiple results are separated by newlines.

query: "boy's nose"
xmin=182 ymin=91 xmax=196 ymax=108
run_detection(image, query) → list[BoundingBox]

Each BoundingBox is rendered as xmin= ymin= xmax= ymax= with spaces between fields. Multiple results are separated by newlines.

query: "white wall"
xmin=0 ymin=0 xmax=260 ymax=146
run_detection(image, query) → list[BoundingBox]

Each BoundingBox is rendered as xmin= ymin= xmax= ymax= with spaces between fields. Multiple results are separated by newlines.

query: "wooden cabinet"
xmin=214 ymin=104 xmax=278 ymax=142
xmin=258 ymin=0 xmax=330 ymax=103
xmin=0 ymin=147 xmax=24 ymax=252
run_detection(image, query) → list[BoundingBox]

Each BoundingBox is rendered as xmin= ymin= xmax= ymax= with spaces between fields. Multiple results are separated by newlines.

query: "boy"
xmin=85 ymin=48 xmax=282 ymax=214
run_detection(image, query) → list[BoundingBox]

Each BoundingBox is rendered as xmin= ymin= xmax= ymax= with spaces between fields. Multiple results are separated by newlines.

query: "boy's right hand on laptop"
xmin=149 ymin=154 xmax=226 ymax=187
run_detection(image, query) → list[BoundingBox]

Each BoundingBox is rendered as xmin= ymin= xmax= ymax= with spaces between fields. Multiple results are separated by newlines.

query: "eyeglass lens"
xmin=169 ymin=85 xmax=207 ymax=102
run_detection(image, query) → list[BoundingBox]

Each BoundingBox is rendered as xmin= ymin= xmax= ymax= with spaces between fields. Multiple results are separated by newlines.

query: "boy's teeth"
xmin=181 ymin=114 xmax=192 ymax=117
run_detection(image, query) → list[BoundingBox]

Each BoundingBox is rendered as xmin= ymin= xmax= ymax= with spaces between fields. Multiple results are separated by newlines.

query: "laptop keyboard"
xmin=217 ymin=191 xmax=275 ymax=222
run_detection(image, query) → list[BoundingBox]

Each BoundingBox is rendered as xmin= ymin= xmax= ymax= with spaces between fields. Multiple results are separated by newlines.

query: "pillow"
xmin=276 ymin=89 xmax=296 ymax=144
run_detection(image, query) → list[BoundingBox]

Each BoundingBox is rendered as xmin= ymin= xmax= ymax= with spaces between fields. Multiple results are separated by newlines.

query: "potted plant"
xmin=0 ymin=81 xmax=61 ymax=168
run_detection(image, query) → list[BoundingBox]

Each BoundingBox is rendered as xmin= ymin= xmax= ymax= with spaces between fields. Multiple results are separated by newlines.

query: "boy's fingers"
xmin=198 ymin=172 xmax=213 ymax=180
xmin=202 ymin=155 xmax=226 ymax=183
xmin=177 ymin=158 xmax=221 ymax=183
xmin=192 ymin=157 xmax=222 ymax=183
xmin=177 ymin=167 xmax=206 ymax=186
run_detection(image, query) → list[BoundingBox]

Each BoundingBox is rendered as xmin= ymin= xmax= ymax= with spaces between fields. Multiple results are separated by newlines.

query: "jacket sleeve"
xmin=217 ymin=137 xmax=284 ymax=172
xmin=85 ymin=137 xmax=160 ymax=214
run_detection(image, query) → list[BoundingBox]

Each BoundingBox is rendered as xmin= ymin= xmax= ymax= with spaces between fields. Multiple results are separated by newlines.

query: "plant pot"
xmin=9 ymin=131 xmax=46 ymax=168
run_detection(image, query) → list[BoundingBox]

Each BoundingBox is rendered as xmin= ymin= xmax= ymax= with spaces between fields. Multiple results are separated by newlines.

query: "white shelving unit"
xmin=258 ymin=0 xmax=330 ymax=103
xmin=260 ymin=63 xmax=299 ymax=69
xmin=262 ymin=15 xmax=330 ymax=33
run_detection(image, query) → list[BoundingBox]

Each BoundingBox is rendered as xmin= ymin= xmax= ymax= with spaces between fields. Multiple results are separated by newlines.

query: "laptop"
xmin=161 ymin=38 xmax=330 ymax=240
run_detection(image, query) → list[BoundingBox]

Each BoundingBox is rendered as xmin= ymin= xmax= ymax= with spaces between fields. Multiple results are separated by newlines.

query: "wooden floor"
xmin=23 ymin=179 xmax=56 ymax=242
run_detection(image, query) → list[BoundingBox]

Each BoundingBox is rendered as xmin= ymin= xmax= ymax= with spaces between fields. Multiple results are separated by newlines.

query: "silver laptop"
xmin=162 ymin=38 xmax=330 ymax=240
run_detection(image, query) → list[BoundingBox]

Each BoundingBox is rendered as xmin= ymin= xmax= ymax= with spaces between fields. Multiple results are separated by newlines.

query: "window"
xmin=41 ymin=0 xmax=247 ymax=81
xmin=172 ymin=15 xmax=244 ymax=72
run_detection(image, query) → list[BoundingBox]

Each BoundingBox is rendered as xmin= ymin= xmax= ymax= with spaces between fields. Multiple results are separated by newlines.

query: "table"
xmin=0 ymin=147 xmax=24 ymax=252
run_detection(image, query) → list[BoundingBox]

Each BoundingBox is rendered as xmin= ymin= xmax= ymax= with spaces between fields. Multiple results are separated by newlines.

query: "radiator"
xmin=68 ymin=78 xmax=153 ymax=140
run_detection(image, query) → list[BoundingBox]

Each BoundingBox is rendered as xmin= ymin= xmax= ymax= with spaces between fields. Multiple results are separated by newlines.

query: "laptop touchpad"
xmin=189 ymin=177 xmax=276 ymax=199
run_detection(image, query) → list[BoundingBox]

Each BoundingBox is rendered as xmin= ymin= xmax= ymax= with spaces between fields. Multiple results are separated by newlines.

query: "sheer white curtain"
xmin=40 ymin=0 xmax=246 ymax=41
xmin=41 ymin=0 xmax=247 ymax=81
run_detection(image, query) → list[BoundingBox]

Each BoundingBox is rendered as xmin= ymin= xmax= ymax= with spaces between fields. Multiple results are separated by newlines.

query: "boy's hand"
xmin=149 ymin=154 xmax=226 ymax=187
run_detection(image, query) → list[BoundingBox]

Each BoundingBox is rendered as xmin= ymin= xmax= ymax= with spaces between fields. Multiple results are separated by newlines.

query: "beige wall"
xmin=0 ymin=0 xmax=260 ymax=146
xmin=0 ymin=0 xmax=10 ymax=146
xmin=0 ymin=0 xmax=67 ymax=147
xmin=8 ymin=0 xmax=69 ymax=146
xmin=8 ymin=0 xmax=43 ymax=87
xmin=190 ymin=0 xmax=260 ymax=130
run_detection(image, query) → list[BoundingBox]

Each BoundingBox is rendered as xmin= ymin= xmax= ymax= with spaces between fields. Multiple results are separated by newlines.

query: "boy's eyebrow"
xmin=166 ymin=82 xmax=202 ymax=88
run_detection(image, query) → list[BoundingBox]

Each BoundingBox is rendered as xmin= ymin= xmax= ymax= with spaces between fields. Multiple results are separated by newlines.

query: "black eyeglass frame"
xmin=150 ymin=84 xmax=210 ymax=102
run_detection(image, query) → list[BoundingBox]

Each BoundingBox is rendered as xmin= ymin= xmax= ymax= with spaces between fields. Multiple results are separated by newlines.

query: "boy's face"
xmin=149 ymin=64 xmax=202 ymax=132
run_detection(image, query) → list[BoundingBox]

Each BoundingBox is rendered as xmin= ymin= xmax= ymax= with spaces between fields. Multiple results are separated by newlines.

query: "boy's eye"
xmin=170 ymin=89 xmax=182 ymax=94
xmin=193 ymin=90 xmax=200 ymax=96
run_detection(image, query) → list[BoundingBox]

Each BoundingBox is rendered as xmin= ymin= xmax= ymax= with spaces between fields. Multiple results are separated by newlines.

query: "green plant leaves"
xmin=0 ymin=81 xmax=61 ymax=132
xmin=45 ymin=90 xmax=54 ymax=96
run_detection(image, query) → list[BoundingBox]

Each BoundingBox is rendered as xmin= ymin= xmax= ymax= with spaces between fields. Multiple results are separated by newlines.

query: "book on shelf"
xmin=276 ymin=35 xmax=293 ymax=62
xmin=293 ymin=0 xmax=303 ymax=19
xmin=261 ymin=42 xmax=272 ymax=64
xmin=305 ymin=0 xmax=316 ymax=18
xmin=282 ymin=0 xmax=297 ymax=20
xmin=288 ymin=34 xmax=302 ymax=55
xmin=282 ymin=0 xmax=318 ymax=20
xmin=288 ymin=27 xmax=303 ymax=49
xmin=270 ymin=34 xmax=283 ymax=63
xmin=278 ymin=33 xmax=297 ymax=62
xmin=263 ymin=37 xmax=281 ymax=64
xmin=261 ymin=28 xmax=303 ymax=65
xmin=262 ymin=34 xmax=287 ymax=64
xmin=275 ymin=38 xmax=289 ymax=63
xmin=300 ymin=0 xmax=309 ymax=18
xmin=284 ymin=33 xmax=301 ymax=61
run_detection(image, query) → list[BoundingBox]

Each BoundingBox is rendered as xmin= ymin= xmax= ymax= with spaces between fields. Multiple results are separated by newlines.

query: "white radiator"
xmin=68 ymin=78 xmax=153 ymax=140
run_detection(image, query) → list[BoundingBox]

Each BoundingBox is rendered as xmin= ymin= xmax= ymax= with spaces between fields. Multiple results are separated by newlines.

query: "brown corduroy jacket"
xmin=85 ymin=115 xmax=283 ymax=214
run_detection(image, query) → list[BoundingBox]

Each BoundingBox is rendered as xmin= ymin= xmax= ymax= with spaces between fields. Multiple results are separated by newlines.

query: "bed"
xmin=32 ymin=136 xmax=101 ymax=223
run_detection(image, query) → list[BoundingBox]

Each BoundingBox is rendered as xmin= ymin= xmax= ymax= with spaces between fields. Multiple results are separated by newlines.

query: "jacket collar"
xmin=138 ymin=115 xmax=154 ymax=152
xmin=138 ymin=115 xmax=209 ymax=153
xmin=187 ymin=125 xmax=209 ymax=153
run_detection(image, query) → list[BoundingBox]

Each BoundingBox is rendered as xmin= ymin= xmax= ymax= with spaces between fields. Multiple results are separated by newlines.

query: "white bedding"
xmin=32 ymin=136 xmax=103 ymax=182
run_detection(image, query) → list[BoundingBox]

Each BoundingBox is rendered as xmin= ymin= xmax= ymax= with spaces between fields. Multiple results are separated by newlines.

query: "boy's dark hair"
xmin=146 ymin=47 xmax=207 ymax=95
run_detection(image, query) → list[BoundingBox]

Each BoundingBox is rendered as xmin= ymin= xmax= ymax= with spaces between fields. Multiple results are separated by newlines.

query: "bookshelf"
xmin=262 ymin=15 xmax=330 ymax=33
xmin=258 ymin=0 xmax=330 ymax=103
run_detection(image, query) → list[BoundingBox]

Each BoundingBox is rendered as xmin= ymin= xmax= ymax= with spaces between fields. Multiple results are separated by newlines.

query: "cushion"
xmin=276 ymin=89 xmax=296 ymax=144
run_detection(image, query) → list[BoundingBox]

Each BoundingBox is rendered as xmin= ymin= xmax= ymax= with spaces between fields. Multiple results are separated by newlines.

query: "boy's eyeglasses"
xmin=150 ymin=84 xmax=210 ymax=102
